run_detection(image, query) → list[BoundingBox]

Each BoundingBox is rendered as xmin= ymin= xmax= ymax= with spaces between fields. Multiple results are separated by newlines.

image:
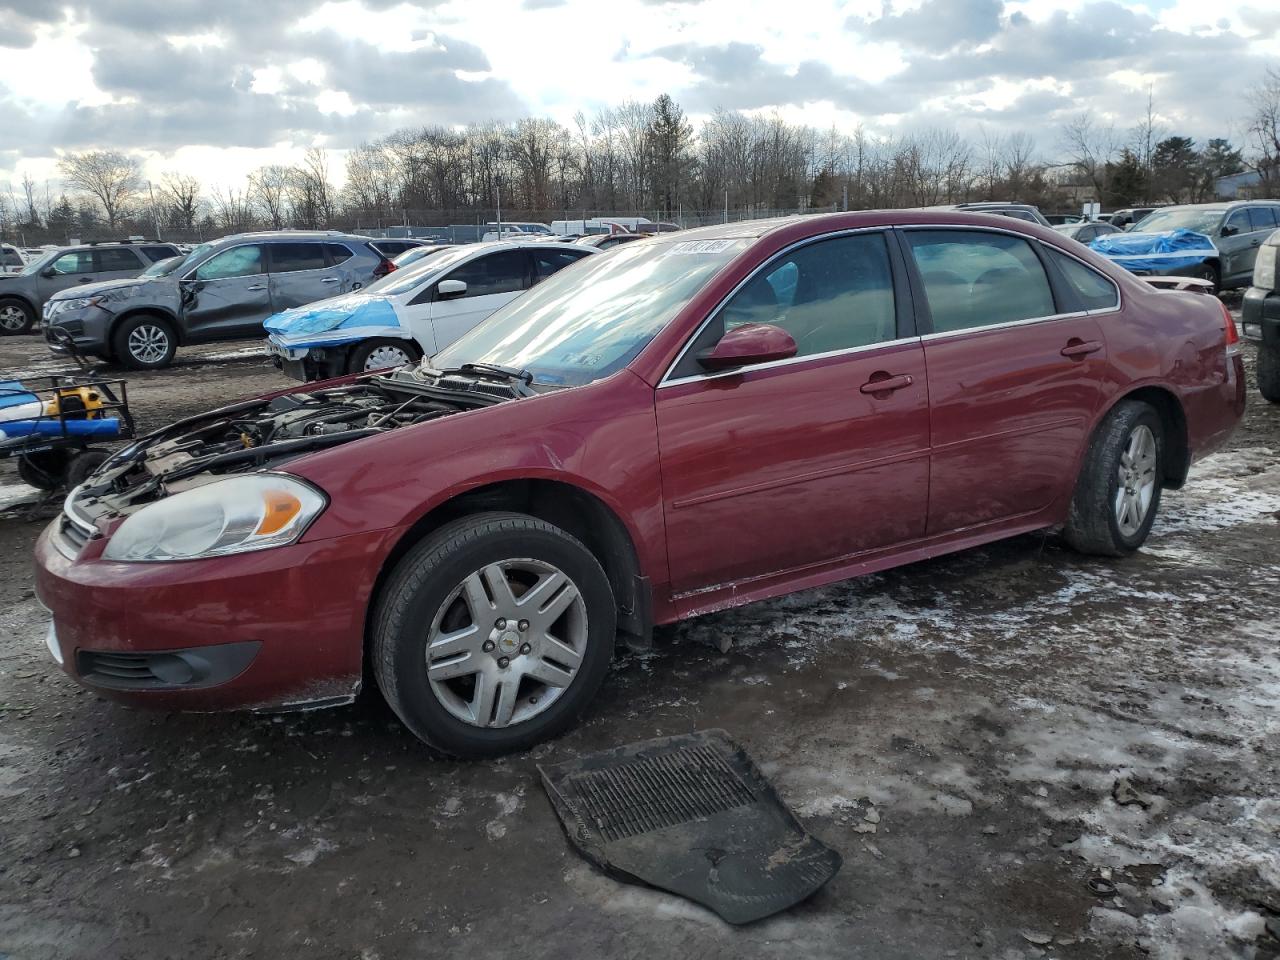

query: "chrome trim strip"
xmin=661 ymin=335 xmax=923 ymax=387
xmin=658 ymin=222 xmax=1126 ymax=386
xmin=62 ymin=485 xmax=96 ymax=537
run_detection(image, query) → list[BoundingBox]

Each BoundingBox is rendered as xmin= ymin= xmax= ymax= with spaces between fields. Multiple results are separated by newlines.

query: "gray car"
xmin=42 ymin=231 xmax=387 ymax=369
xmin=1129 ymin=201 xmax=1280 ymax=290
xmin=0 ymin=240 xmax=180 ymax=335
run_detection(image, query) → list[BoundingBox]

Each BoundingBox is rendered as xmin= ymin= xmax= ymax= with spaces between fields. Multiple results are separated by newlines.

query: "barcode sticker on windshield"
xmin=665 ymin=239 xmax=736 ymax=256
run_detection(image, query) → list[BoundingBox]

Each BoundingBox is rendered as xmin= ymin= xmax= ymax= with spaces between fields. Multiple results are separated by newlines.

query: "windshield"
xmin=1132 ymin=208 xmax=1224 ymax=234
xmin=364 ymin=246 xmax=475 ymax=295
xmin=19 ymin=250 xmax=59 ymax=276
xmin=391 ymin=245 xmax=448 ymax=269
xmin=141 ymin=255 xmax=185 ymax=278
xmin=431 ymin=237 xmax=750 ymax=387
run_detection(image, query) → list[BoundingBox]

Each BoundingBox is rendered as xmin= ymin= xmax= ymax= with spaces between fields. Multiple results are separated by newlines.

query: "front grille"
xmin=80 ymin=651 xmax=161 ymax=685
xmin=76 ymin=641 xmax=261 ymax=691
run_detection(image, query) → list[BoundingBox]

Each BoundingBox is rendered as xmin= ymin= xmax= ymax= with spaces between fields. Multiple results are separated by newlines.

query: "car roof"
xmin=217 ymin=231 xmax=373 ymax=243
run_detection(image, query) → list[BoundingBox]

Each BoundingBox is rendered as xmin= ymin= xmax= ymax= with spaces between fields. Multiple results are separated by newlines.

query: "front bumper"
xmin=34 ymin=516 xmax=393 ymax=711
xmin=1241 ymin=287 xmax=1280 ymax=345
xmin=266 ymin=337 xmax=348 ymax=382
xmin=43 ymin=304 xmax=112 ymax=354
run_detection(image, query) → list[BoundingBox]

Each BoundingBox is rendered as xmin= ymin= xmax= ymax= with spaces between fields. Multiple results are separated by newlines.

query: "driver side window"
xmin=51 ymin=251 xmax=95 ymax=275
xmin=195 ymin=245 xmax=264 ymax=281
xmin=674 ymin=232 xmax=898 ymax=379
xmin=1223 ymin=210 xmax=1251 ymax=236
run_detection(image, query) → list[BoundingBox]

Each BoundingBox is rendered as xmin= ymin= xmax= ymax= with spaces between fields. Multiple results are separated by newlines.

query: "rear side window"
xmin=1043 ymin=247 xmax=1119 ymax=311
xmin=531 ymin=248 xmax=588 ymax=282
xmin=98 ymin=248 xmax=144 ymax=271
xmin=195 ymin=245 xmax=264 ymax=281
xmin=269 ymin=243 xmax=327 ymax=273
xmin=439 ymin=251 xmax=530 ymax=299
xmin=141 ymin=245 xmax=178 ymax=262
xmin=674 ymin=232 xmax=897 ymax=378
xmin=1249 ymin=207 xmax=1279 ymax=232
xmin=51 ymin=251 xmax=96 ymax=275
xmin=906 ymin=230 xmax=1055 ymax=333
xmin=326 ymin=243 xmax=353 ymax=264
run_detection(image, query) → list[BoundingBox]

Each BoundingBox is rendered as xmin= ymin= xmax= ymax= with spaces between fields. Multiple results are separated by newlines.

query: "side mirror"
xmin=697 ymin=323 xmax=797 ymax=372
xmin=437 ymin=279 xmax=467 ymax=300
xmin=40 ymin=267 xmax=56 ymax=278
xmin=1220 ymin=224 xmax=1238 ymax=238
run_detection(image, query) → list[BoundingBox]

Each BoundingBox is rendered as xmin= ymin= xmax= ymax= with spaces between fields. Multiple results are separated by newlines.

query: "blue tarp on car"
xmin=263 ymin=294 xmax=403 ymax=347
xmin=1089 ymin=229 xmax=1217 ymax=273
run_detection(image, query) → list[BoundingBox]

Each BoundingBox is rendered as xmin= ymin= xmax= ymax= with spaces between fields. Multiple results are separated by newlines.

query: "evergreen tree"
xmin=646 ymin=94 xmax=694 ymax=218
xmin=1105 ymin=149 xmax=1147 ymax=206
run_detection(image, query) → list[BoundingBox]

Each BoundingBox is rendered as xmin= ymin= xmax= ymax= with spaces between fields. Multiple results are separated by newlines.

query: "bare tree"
xmin=212 ymin=186 xmax=255 ymax=233
xmin=20 ymin=173 xmax=39 ymax=226
xmin=1246 ymin=66 xmax=1280 ymax=190
xmin=57 ymin=150 xmax=143 ymax=229
xmin=1060 ymin=112 xmax=1119 ymax=202
xmin=248 ymin=165 xmax=292 ymax=229
xmin=159 ymin=173 xmax=203 ymax=230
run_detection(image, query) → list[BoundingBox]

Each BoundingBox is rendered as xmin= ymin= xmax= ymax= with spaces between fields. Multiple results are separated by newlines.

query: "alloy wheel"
xmin=127 ymin=323 xmax=170 ymax=364
xmin=1114 ymin=423 xmax=1157 ymax=537
xmin=425 ymin=558 xmax=587 ymax=729
xmin=0 ymin=305 xmax=27 ymax=331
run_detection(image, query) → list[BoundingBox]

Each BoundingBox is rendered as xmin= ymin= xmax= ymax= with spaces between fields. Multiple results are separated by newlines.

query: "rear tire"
xmin=348 ymin=338 xmax=421 ymax=374
xmin=372 ymin=512 xmax=615 ymax=759
xmin=66 ymin=449 xmax=110 ymax=488
xmin=1063 ymin=400 xmax=1165 ymax=557
xmin=0 ymin=298 xmax=34 ymax=335
xmin=112 ymin=314 xmax=177 ymax=370
xmin=17 ymin=451 xmax=70 ymax=491
xmin=1258 ymin=344 xmax=1280 ymax=404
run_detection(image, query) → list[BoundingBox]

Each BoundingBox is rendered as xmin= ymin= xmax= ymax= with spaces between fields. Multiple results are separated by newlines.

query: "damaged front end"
xmin=65 ymin=365 xmax=533 ymax=532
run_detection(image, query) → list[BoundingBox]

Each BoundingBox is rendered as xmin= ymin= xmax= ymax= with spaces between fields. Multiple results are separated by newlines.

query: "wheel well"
xmin=0 ymin=294 xmax=36 ymax=315
xmin=1117 ymin=386 xmax=1190 ymax=488
xmin=365 ymin=479 xmax=652 ymax=657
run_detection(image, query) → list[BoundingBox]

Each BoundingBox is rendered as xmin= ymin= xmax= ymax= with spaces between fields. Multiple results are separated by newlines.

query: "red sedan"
xmin=35 ymin=211 xmax=1245 ymax=757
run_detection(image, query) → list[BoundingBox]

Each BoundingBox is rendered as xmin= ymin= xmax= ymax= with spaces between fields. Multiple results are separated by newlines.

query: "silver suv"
xmin=42 ymin=231 xmax=389 ymax=369
xmin=0 ymin=240 xmax=180 ymax=335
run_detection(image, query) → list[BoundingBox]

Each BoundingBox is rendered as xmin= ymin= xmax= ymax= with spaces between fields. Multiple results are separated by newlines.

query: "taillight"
xmin=372 ymin=257 xmax=396 ymax=279
xmin=1221 ymin=301 xmax=1240 ymax=356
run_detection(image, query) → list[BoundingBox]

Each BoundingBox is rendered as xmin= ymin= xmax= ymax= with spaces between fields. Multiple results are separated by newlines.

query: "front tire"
xmin=372 ymin=512 xmax=616 ymax=758
xmin=112 ymin=314 xmax=177 ymax=370
xmin=1064 ymin=400 xmax=1164 ymax=556
xmin=348 ymin=338 xmax=421 ymax=374
xmin=1193 ymin=261 xmax=1220 ymax=295
xmin=0 ymin=298 xmax=34 ymax=335
xmin=1258 ymin=344 xmax=1280 ymax=404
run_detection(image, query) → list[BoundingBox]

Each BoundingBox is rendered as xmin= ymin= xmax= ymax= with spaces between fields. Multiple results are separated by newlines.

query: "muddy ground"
xmin=0 ymin=323 xmax=1276 ymax=960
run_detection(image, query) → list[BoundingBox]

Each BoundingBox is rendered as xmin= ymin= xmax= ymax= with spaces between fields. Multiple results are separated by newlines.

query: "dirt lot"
xmin=0 ymin=324 xmax=1277 ymax=960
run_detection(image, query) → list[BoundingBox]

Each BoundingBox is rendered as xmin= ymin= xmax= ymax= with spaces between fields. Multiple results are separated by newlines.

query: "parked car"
xmin=41 ymin=232 xmax=387 ymax=369
xmin=481 ymin=222 xmax=556 ymax=241
xmin=34 ymin=211 xmax=1244 ymax=758
xmin=1119 ymin=201 xmax=1280 ymax=291
xmin=1242 ymin=227 xmax=1280 ymax=402
xmin=936 ymin=202 xmax=1052 ymax=227
xmin=0 ymin=240 xmax=180 ymax=335
xmin=1110 ymin=207 xmax=1158 ymax=230
xmin=2 ymin=243 xmax=26 ymax=276
xmin=1053 ymin=221 xmax=1122 ymax=243
xmin=575 ymin=232 xmax=650 ymax=251
xmin=265 ymin=240 xmax=596 ymax=380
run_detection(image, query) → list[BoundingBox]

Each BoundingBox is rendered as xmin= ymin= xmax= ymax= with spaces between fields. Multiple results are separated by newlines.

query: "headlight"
xmin=1255 ymin=244 xmax=1277 ymax=292
xmin=103 ymin=474 xmax=326 ymax=562
xmin=47 ymin=296 xmax=102 ymax=317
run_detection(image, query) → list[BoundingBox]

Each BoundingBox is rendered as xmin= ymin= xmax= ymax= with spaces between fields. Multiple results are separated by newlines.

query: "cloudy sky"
xmin=2 ymin=0 xmax=1279 ymax=191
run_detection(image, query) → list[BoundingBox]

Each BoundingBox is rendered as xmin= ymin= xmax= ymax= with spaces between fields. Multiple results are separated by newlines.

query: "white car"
xmin=264 ymin=240 xmax=597 ymax=381
xmin=1 ymin=244 xmax=26 ymax=275
xmin=480 ymin=221 xmax=556 ymax=241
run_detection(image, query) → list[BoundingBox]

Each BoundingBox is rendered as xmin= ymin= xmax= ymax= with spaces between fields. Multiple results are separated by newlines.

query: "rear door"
xmin=180 ymin=244 xmax=272 ymax=341
xmin=267 ymin=242 xmax=342 ymax=311
xmin=424 ymin=250 xmax=532 ymax=351
xmin=655 ymin=230 xmax=931 ymax=602
xmin=902 ymin=228 xmax=1111 ymax=535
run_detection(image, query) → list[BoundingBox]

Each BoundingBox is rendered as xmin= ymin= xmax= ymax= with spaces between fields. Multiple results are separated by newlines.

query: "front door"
xmin=424 ymin=250 xmax=532 ymax=353
xmin=36 ymin=249 xmax=98 ymax=302
xmin=1218 ymin=208 xmax=1261 ymax=287
xmin=180 ymin=244 xmax=273 ymax=341
xmin=655 ymin=230 xmax=930 ymax=599
xmin=901 ymin=228 xmax=1111 ymax=534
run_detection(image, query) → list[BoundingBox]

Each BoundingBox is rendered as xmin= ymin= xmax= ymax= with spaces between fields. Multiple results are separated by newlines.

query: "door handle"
xmin=246 ymin=284 xmax=267 ymax=291
xmin=78 ymin=277 xmax=92 ymax=283
xmin=1060 ymin=339 xmax=1102 ymax=360
xmin=320 ymin=277 xmax=340 ymax=283
xmin=859 ymin=373 xmax=913 ymax=395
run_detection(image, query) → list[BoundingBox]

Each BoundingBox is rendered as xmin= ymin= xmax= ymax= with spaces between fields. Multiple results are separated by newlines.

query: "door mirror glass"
xmin=696 ymin=323 xmax=796 ymax=371
xmin=1220 ymin=224 xmax=1238 ymax=238
xmin=40 ymin=267 xmax=56 ymax=278
xmin=437 ymin=279 xmax=467 ymax=300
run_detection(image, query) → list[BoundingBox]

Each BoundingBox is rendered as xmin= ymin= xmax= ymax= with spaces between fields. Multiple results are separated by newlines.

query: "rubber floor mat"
xmin=538 ymin=729 xmax=841 ymax=924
